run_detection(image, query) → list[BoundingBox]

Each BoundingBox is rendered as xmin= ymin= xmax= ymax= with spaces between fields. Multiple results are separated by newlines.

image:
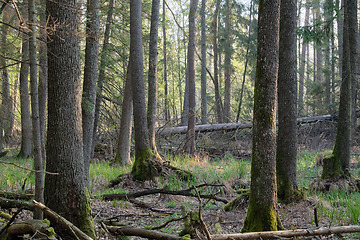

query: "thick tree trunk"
xmin=92 ymin=0 xmax=114 ymax=157
xmin=200 ymin=0 xmax=207 ymax=124
xmin=322 ymin=0 xmax=356 ymax=179
xmin=241 ymin=0 xmax=281 ymax=232
xmin=147 ymin=0 xmax=160 ymax=151
xmin=184 ymin=0 xmax=199 ymax=154
xmin=18 ymin=3 xmax=32 ymax=159
xmin=83 ymin=0 xmax=100 ymax=186
xmin=45 ymin=0 xmax=95 ymax=236
xmin=276 ymin=0 xmax=298 ymax=202
xmin=28 ymin=0 xmax=44 ymax=220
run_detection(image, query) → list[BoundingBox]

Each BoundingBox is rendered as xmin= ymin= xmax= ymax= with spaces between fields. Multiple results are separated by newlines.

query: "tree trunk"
xmin=241 ymin=0 xmax=281 ymax=232
xmin=28 ymin=0 xmax=44 ymax=220
xmin=224 ymin=0 xmax=232 ymax=122
xmin=92 ymin=0 xmax=114 ymax=157
xmin=114 ymin=60 xmax=133 ymax=165
xmin=236 ymin=0 xmax=253 ymax=123
xmin=276 ymin=0 xmax=298 ymax=202
xmin=83 ymin=0 xmax=100 ymax=186
xmin=322 ymin=0 xmax=356 ymax=179
xmin=213 ymin=0 xmax=223 ymax=123
xmin=298 ymin=1 xmax=309 ymax=116
xmin=18 ymin=3 xmax=32 ymax=159
xmin=130 ymin=0 xmax=158 ymax=181
xmin=200 ymin=0 xmax=207 ymax=124
xmin=163 ymin=0 xmax=169 ymax=122
xmin=184 ymin=0 xmax=199 ymax=154
xmin=38 ymin=0 xmax=47 ymax=158
xmin=44 ymin=0 xmax=95 ymax=236
xmin=147 ymin=0 xmax=160 ymax=151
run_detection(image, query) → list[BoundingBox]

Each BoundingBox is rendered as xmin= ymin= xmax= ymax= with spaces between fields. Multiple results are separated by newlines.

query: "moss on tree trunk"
xmin=131 ymin=149 xmax=160 ymax=181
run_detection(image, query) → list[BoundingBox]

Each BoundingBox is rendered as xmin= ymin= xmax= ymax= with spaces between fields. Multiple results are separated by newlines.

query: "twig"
xmin=150 ymin=214 xmax=188 ymax=230
xmin=193 ymin=186 xmax=212 ymax=240
xmin=0 ymin=160 xmax=59 ymax=175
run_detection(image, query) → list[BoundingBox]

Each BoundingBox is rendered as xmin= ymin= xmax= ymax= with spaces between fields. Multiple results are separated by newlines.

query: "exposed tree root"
xmin=310 ymin=176 xmax=359 ymax=192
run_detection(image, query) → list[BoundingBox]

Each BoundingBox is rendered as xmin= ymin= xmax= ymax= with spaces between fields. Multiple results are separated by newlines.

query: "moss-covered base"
xmin=224 ymin=189 xmax=249 ymax=211
xmin=310 ymin=176 xmax=359 ymax=192
xmin=77 ymin=189 xmax=96 ymax=239
xmin=241 ymin=202 xmax=280 ymax=233
xmin=321 ymin=154 xmax=343 ymax=179
xmin=131 ymin=149 xmax=161 ymax=181
xmin=277 ymin=182 xmax=303 ymax=203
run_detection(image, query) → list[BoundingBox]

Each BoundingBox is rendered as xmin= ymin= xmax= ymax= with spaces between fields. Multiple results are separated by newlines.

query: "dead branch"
xmin=0 ymin=160 xmax=59 ymax=175
xmin=128 ymin=198 xmax=175 ymax=214
xmin=211 ymin=225 xmax=360 ymax=240
xmin=0 ymin=207 xmax=22 ymax=235
xmin=150 ymin=214 xmax=188 ymax=230
xmin=0 ymin=191 xmax=33 ymax=200
xmin=0 ymin=197 xmax=35 ymax=211
xmin=33 ymin=200 xmax=93 ymax=240
xmin=106 ymin=226 xmax=183 ymax=240
xmin=102 ymin=184 xmax=228 ymax=204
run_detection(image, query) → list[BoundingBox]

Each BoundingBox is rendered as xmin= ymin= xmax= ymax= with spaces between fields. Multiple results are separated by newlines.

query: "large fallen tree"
xmin=158 ymin=114 xmax=335 ymax=135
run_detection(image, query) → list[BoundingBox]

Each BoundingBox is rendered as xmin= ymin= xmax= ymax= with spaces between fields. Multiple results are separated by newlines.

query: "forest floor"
xmin=1 ymin=121 xmax=360 ymax=239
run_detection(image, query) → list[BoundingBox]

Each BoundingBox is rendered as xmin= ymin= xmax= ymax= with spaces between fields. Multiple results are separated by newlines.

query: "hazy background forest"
xmin=0 ymin=0 xmax=360 ymax=239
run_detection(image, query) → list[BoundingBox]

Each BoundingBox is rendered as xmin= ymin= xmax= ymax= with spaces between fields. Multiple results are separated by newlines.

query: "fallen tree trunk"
xmin=211 ymin=225 xmax=360 ymax=240
xmin=158 ymin=114 xmax=335 ymax=135
xmin=0 ymin=197 xmax=34 ymax=211
xmin=106 ymin=225 xmax=360 ymax=240
xmin=102 ymin=184 xmax=228 ymax=204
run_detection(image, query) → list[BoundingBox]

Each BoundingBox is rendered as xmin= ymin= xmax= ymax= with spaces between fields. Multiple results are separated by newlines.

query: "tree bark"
xmin=241 ymin=0 xmax=281 ymax=232
xmin=276 ymin=0 xmax=298 ymax=202
xmin=45 ymin=0 xmax=95 ymax=236
xmin=184 ymin=0 xmax=199 ymax=154
xmin=163 ymin=0 xmax=169 ymax=122
xmin=83 ymin=0 xmax=100 ymax=186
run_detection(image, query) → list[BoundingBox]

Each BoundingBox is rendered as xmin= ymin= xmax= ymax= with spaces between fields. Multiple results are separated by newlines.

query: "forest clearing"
xmin=1 ymin=121 xmax=360 ymax=239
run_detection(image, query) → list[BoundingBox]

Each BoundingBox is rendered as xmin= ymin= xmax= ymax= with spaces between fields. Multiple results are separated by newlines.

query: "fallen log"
xmin=0 ymin=197 xmax=34 ymax=211
xmin=102 ymin=184 xmax=228 ymax=204
xmin=211 ymin=225 xmax=360 ymax=240
xmin=106 ymin=226 xmax=183 ymax=240
xmin=0 ymin=192 xmax=33 ymax=200
xmin=33 ymin=200 xmax=93 ymax=240
xmin=158 ymin=114 xmax=335 ymax=135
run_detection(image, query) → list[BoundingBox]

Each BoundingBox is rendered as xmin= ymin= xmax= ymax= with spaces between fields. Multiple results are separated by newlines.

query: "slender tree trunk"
xmin=224 ymin=0 xmax=232 ymax=122
xmin=115 ymin=60 xmax=133 ymax=165
xmin=130 ymin=0 xmax=159 ymax=181
xmin=236 ymin=0 xmax=253 ymax=123
xmin=241 ymin=0 xmax=281 ymax=232
xmin=213 ymin=0 xmax=223 ymax=123
xmin=18 ymin=3 xmax=32 ymax=159
xmin=200 ymin=0 xmax=207 ymax=124
xmin=163 ymin=0 xmax=169 ymax=122
xmin=92 ymin=0 xmax=114 ymax=157
xmin=276 ymin=0 xmax=298 ymax=202
xmin=28 ymin=0 xmax=44 ymax=220
xmin=44 ymin=0 xmax=95 ymax=236
xmin=298 ymin=1 xmax=309 ymax=116
xmin=184 ymin=0 xmax=199 ymax=154
xmin=337 ymin=0 xmax=344 ymax=78
xmin=147 ymin=0 xmax=160 ymax=151
xmin=38 ymin=0 xmax=47 ymax=157
xmin=83 ymin=0 xmax=100 ymax=186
